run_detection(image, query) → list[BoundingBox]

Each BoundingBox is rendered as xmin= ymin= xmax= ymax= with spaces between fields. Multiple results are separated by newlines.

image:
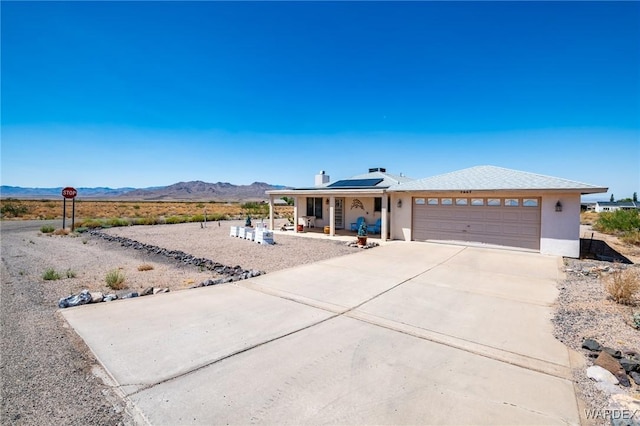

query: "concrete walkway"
xmin=61 ymin=242 xmax=580 ymax=425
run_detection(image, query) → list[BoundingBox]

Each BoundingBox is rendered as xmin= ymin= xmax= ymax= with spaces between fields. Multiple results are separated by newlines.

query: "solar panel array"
xmin=327 ymin=178 xmax=384 ymax=188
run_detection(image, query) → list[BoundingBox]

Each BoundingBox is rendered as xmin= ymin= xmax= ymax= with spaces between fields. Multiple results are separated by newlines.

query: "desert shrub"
xmin=105 ymin=269 xmax=126 ymax=289
xmin=190 ymin=214 xmax=205 ymax=223
xmin=595 ymin=210 xmax=640 ymax=233
xmin=1 ymin=200 xmax=29 ymax=218
xmin=65 ymin=269 xmax=77 ymax=278
xmin=42 ymin=268 xmax=61 ymax=281
xmin=53 ymin=228 xmax=70 ymax=236
xmin=605 ymin=268 xmax=640 ymax=305
xmin=107 ymin=217 xmax=130 ymax=227
xmin=40 ymin=225 xmax=55 ymax=233
xmin=80 ymin=219 xmax=104 ymax=229
xmin=137 ymin=263 xmax=154 ymax=271
xmin=165 ymin=215 xmax=187 ymax=224
xmin=209 ymin=213 xmax=228 ymax=221
xmin=621 ymin=230 xmax=640 ymax=246
xmin=136 ymin=216 xmax=160 ymax=226
xmin=74 ymin=227 xmax=88 ymax=234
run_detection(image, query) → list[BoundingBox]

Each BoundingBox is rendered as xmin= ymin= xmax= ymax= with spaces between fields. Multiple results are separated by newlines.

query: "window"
xmin=374 ymin=197 xmax=382 ymax=212
xmin=456 ymin=198 xmax=468 ymax=206
xmin=415 ymin=198 xmax=426 ymax=205
xmin=471 ymin=198 xmax=484 ymax=206
xmin=523 ymin=199 xmax=539 ymax=207
xmin=306 ymin=197 xmax=323 ymax=218
xmin=487 ymin=198 xmax=501 ymax=206
xmin=441 ymin=198 xmax=453 ymax=205
xmin=505 ymin=198 xmax=519 ymax=206
xmin=427 ymin=198 xmax=439 ymax=205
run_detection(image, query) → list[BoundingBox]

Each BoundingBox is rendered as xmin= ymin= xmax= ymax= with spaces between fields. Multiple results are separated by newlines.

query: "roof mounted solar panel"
xmin=328 ymin=178 xmax=384 ymax=188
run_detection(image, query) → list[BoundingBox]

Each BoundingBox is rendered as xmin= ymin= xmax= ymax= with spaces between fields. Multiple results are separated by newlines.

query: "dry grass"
xmin=0 ymin=200 xmax=292 ymax=222
xmin=53 ymin=229 xmax=70 ymax=236
xmin=105 ymin=269 xmax=126 ymax=290
xmin=605 ymin=268 xmax=640 ymax=305
xmin=137 ymin=264 xmax=154 ymax=272
xmin=580 ymin=211 xmax=599 ymax=225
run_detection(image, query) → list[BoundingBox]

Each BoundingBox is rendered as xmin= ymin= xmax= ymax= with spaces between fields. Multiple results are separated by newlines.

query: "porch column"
xmin=268 ymin=196 xmax=274 ymax=230
xmin=329 ymin=195 xmax=335 ymax=236
xmin=381 ymin=194 xmax=388 ymax=242
xmin=293 ymin=197 xmax=299 ymax=229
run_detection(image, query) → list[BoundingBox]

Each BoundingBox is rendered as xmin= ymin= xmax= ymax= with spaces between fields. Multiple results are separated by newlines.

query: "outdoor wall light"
xmin=397 ymin=199 xmax=403 ymax=208
xmin=555 ymin=201 xmax=563 ymax=212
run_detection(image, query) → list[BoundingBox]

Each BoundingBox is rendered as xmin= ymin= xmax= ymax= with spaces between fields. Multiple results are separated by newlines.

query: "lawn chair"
xmin=350 ymin=216 xmax=365 ymax=232
xmin=368 ymin=218 xmax=381 ymax=234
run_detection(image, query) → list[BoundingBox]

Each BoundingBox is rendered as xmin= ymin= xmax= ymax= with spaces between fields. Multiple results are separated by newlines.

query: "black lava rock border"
xmin=89 ymin=230 xmax=265 ymax=287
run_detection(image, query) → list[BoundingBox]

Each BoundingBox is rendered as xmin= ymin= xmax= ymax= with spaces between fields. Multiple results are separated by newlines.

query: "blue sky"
xmin=1 ymin=1 xmax=638 ymax=201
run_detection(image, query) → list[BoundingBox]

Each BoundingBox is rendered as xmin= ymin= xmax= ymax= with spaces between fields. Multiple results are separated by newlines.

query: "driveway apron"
xmin=61 ymin=241 xmax=579 ymax=425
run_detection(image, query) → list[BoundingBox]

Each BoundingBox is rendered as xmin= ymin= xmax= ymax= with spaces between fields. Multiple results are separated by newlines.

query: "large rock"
xmin=89 ymin=292 xmax=104 ymax=303
xmin=140 ymin=287 xmax=154 ymax=296
xmin=620 ymin=358 xmax=640 ymax=374
xmin=603 ymin=347 xmax=623 ymax=359
xmin=595 ymin=352 xmax=630 ymax=387
xmin=587 ymin=365 xmax=619 ymax=385
xmin=609 ymin=394 xmax=640 ymax=426
xmin=582 ymin=338 xmax=602 ymax=352
xmin=630 ymin=371 xmax=640 ymax=386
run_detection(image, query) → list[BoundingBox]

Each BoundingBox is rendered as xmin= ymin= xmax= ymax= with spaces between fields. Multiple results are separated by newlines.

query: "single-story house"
xmin=266 ymin=165 xmax=608 ymax=258
xmin=594 ymin=201 xmax=639 ymax=213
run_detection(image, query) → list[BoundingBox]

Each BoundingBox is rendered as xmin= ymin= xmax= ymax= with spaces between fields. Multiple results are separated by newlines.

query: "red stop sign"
xmin=62 ymin=187 xmax=77 ymax=199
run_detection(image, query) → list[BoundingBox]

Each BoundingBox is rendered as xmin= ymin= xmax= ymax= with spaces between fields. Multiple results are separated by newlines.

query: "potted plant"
xmin=357 ymin=221 xmax=368 ymax=246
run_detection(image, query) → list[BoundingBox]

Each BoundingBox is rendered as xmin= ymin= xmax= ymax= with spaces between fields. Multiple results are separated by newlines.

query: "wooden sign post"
xmin=61 ymin=187 xmax=78 ymax=230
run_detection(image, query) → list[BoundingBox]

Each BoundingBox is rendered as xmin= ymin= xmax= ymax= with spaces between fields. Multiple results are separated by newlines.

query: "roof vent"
xmin=368 ymin=167 xmax=386 ymax=173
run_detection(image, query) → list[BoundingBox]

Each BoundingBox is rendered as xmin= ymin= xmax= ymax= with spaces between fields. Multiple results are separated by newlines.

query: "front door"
xmin=335 ymin=198 xmax=345 ymax=229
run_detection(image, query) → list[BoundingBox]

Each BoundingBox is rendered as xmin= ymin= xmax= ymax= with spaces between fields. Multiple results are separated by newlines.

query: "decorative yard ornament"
xmin=350 ymin=199 xmax=364 ymax=210
xmin=245 ymin=215 xmax=252 ymax=227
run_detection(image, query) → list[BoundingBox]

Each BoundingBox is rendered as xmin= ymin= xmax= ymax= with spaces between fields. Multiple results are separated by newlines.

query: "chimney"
xmin=315 ymin=170 xmax=330 ymax=186
xmin=368 ymin=167 xmax=386 ymax=173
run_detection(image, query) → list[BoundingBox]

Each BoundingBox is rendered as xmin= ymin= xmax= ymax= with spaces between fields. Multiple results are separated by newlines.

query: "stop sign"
xmin=61 ymin=187 xmax=77 ymax=199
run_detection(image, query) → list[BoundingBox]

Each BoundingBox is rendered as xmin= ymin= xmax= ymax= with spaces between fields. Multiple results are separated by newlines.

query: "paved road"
xmin=62 ymin=241 xmax=580 ymax=425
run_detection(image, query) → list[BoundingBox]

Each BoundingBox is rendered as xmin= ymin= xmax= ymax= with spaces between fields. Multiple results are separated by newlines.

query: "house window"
xmin=415 ymin=198 xmax=426 ymax=205
xmin=471 ymin=198 xmax=484 ymax=206
xmin=487 ymin=198 xmax=501 ymax=206
xmin=523 ymin=199 xmax=539 ymax=207
xmin=428 ymin=198 xmax=438 ymax=205
xmin=505 ymin=198 xmax=519 ymax=207
xmin=441 ymin=198 xmax=453 ymax=205
xmin=374 ymin=197 xmax=381 ymax=212
xmin=306 ymin=197 xmax=323 ymax=219
xmin=456 ymin=198 xmax=468 ymax=206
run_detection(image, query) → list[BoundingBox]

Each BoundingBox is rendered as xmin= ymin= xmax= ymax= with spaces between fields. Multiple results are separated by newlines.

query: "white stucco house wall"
xmin=266 ymin=165 xmax=608 ymax=258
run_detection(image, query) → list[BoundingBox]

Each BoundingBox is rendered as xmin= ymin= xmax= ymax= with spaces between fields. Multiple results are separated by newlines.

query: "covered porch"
xmin=265 ymin=191 xmax=391 ymax=241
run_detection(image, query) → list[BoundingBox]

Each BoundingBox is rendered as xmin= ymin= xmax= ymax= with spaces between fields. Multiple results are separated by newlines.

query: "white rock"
xmin=89 ymin=292 xmax=104 ymax=303
xmin=587 ymin=365 xmax=619 ymax=384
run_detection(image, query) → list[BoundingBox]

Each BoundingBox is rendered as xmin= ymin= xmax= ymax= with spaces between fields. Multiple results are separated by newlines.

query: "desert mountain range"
xmin=1 ymin=181 xmax=289 ymax=202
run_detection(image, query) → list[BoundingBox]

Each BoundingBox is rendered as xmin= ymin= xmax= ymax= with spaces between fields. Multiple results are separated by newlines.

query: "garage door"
xmin=412 ymin=197 xmax=541 ymax=250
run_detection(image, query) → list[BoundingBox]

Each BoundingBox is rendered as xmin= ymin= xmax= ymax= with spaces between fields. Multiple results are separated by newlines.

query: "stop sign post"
xmin=61 ymin=187 xmax=78 ymax=230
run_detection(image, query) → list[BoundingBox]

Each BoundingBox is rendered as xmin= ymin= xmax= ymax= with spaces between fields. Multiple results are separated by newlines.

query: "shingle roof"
xmin=388 ymin=165 xmax=607 ymax=194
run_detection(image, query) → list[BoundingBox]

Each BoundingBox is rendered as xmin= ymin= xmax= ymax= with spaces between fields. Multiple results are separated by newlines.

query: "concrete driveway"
xmin=61 ymin=242 xmax=580 ymax=425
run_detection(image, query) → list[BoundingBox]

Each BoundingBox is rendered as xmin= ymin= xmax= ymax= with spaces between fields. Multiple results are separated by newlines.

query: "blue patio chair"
xmin=350 ymin=216 xmax=365 ymax=232
xmin=368 ymin=218 xmax=381 ymax=234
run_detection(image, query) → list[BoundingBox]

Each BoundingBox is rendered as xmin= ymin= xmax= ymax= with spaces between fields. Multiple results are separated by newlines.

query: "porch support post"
xmin=381 ymin=193 xmax=388 ymax=241
xmin=293 ymin=197 xmax=299 ymax=229
xmin=268 ymin=196 xmax=275 ymax=230
xmin=329 ymin=195 xmax=335 ymax=236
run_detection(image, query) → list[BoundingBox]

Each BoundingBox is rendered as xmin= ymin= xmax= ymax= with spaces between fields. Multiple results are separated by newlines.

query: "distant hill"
xmin=1 ymin=181 xmax=289 ymax=201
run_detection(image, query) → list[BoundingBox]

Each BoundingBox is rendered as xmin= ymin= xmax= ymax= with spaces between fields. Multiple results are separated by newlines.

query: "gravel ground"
xmin=553 ymin=258 xmax=640 ymax=424
xmin=0 ymin=220 xmax=359 ymax=425
xmin=3 ymin=218 xmax=639 ymax=425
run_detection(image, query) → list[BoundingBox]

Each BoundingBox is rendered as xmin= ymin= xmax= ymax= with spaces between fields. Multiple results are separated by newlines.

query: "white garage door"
xmin=412 ymin=197 xmax=541 ymax=250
